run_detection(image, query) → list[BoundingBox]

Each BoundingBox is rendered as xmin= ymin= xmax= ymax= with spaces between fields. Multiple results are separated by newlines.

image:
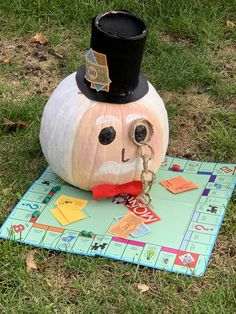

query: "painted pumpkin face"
xmin=40 ymin=72 xmax=169 ymax=191
xmin=72 ymin=102 xmax=164 ymax=190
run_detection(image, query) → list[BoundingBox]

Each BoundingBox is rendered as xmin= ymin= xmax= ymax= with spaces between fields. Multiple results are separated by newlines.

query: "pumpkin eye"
xmin=135 ymin=125 xmax=147 ymax=143
xmin=129 ymin=118 xmax=154 ymax=146
xmin=98 ymin=126 xmax=116 ymax=145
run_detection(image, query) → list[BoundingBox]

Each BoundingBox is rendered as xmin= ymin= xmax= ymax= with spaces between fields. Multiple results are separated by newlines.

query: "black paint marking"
xmin=91 ymin=243 xmax=108 ymax=251
xmin=122 ymin=148 xmax=130 ymax=162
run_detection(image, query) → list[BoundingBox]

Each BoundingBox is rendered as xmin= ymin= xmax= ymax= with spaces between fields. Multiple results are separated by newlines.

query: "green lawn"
xmin=0 ymin=0 xmax=235 ymax=313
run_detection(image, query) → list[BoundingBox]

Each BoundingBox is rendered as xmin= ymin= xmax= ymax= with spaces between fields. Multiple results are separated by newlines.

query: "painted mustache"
xmin=94 ymin=157 xmax=143 ymax=177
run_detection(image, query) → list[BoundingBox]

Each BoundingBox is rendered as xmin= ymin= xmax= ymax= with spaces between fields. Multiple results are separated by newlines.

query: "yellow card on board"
xmin=55 ymin=195 xmax=88 ymax=210
xmin=58 ymin=206 xmax=86 ymax=221
xmin=51 ymin=208 xmax=69 ymax=226
xmin=56 ymin=203 xmax=84 ymax=211
xmin=51 ymin=207 xmax=86 ymax=226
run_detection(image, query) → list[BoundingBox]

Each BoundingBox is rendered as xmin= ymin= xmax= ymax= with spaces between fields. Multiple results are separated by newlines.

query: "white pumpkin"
xmin=40 ymin=72 xmax=168 ymax=191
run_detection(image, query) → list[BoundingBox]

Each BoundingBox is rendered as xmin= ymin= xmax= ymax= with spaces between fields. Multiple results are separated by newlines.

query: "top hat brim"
xmin=76 ymin=64 xmax=149 ymax=104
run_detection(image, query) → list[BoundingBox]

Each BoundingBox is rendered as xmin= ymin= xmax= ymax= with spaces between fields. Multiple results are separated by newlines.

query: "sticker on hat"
xmin=85 ymin=48 xmax=111 ymax=92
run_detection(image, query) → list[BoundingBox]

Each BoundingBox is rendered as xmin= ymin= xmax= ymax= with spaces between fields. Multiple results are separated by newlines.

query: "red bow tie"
xmin=92 ymin=181 xmax=142 ymax=200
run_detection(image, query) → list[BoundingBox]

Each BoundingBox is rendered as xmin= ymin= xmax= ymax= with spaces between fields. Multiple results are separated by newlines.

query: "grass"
xmin=0 ymin=0 xmax=236 ymax=313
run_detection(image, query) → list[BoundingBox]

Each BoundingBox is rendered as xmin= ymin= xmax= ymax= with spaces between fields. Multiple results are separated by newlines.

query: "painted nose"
xmin=121 ymin=148 xmax=130 ymax=162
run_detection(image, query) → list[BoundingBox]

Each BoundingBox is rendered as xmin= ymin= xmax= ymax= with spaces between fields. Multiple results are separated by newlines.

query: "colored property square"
xmin=179 ymin=240 xmax=189 ymax=251
xmin=184 ymin=230 xmax=193 ymax=241
xmin=174 ymin=251 xmax=199 ymax=268
xmin=191 ymin=212 xmax=200 ymax=222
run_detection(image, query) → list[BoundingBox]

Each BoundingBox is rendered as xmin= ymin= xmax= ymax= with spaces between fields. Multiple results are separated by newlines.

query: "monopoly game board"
xmin=0 ymin=156 xmax=235 ymax=276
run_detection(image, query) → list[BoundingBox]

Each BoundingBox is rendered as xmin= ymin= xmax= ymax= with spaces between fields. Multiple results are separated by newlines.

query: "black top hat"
xmin=76 ymin=10 xmax=149 ymax=104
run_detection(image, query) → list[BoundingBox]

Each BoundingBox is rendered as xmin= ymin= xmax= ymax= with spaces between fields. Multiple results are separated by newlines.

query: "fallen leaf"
xmin=137 ymin=283 xmax=150 ymax=293
xmin=49 ymin=49 xmax=64 ymax=59
xmin=45 ymin=277 xmax=52 ymax=287
xmin=123 ymin=271 xmax=132 ymax=276
xmin=2 ymin=118 xmax=28 ymax=130
xmin=25 ymin=250 xmax=38 ymax=272
xmin=1 ymin=57 xmax=11 ymax=64
xmin=31 ymin=33 xmax=48 ymax=44
xmin=226 ymin=20 xmax=235 ymax=28
xmin=101 ymin=269 xmax=113 ymax=276
xmin=6 ymin=44 xmax=15 ymax=49
xmin=2 ymin=187 xmax=12 ymax=194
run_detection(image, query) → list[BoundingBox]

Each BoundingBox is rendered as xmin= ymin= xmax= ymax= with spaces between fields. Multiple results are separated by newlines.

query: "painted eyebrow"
xmin=126 ymin=113 xmax=144 ymax=123
xmin=95 ymin=115 xmax=120 ymax=125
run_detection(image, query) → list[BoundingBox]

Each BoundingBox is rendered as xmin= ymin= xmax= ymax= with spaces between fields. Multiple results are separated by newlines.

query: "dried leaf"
xmin=50 ymin=50 xmax=64 ymax=59
xmin=45 ymin=278 xmax=52 ymax=287
xmin=226 ymin=20 xmax=235 ymax=28
xmin=1 ymin=57 xmax=11 ymax=64
xmin=25 ymin=250 xmax=38 ymax=272
xmin=31 ymin=33 xmax=48 ymax=44
xmin=123 ymin=271 xmax=132 ymax=276
xmin=6 ymin=44 xmax=15 ymax=49
xmin=101 ymin=269 xmax=113 ymax=276
xmin=2 ymin=118 xmax=28 ymax=130
xmin=137 ymin=283 xmax=150 ymax=293
xmin=2 ymin=187 xmax=12 ymax=194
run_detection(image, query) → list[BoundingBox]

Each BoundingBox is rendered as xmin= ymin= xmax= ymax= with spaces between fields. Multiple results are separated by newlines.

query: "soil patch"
xmin=0 ymin=37 xmax=65 ymax=97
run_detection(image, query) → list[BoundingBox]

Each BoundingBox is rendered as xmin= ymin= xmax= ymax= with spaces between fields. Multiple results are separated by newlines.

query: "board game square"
xmin=174 ymin=251 xmax=199 ymax=268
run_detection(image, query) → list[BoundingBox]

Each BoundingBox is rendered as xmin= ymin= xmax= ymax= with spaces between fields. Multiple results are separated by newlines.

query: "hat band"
xmin=85 ymin=48 xmax=111 ymax=92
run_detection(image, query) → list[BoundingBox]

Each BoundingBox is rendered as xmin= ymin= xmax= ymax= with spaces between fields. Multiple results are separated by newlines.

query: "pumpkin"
xmin=40 ymin=74 xmax=168 ymax=191
xmin=39 ymin=11 xmax=169 ymax=192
